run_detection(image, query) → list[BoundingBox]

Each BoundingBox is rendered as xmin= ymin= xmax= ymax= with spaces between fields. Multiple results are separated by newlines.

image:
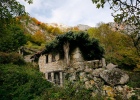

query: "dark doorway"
xmin=54 ymin=72 xmax=60 ymax=85
xmin=48 ymin=72 xmax=51 ymax=81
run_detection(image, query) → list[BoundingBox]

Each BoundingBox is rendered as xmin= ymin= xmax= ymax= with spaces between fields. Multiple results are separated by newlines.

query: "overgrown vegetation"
xmin=0 ymin=24 xmax=27 ymax=52
xmin=0 ymin=0 xmax=140 ymax=99
xmin=44 ymin=31 xmax=104 ymax=60
xmin=92 ymin=0 xmax=140 ymax=56
xmin=0 ymin=52 xmax=25 ymax=65
xmin=127 ymin=72 xmax=140 ymax=88
xmin=0 ymin=63 xmax=107 ymax=100
xmin=87 ymin=23 xmax=140 ymax=70
xmin=0 ymin=64 xmax=53 ymax=100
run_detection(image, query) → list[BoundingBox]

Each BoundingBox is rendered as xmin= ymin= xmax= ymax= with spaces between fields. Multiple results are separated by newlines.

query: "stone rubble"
xmin=65 ymin=62 xmax=138 ymax=99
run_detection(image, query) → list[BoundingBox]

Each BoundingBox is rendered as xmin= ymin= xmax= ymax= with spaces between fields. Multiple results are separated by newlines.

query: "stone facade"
xmin=38 ymin=47 xmax=104 ymax=86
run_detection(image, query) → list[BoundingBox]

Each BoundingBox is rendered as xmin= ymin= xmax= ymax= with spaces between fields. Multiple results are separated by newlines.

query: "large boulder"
xmin=100 ymin=68 xmax=129 ymax=86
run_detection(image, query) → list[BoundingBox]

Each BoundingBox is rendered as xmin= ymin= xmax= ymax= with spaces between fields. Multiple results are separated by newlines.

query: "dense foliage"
xmin=31 ymin=30 xmax=46 ymax=46
xmin=92 ymin=0 xmax=140 ymax=56
xmin=0 ymin=63 xmax=106 ymax=100
xmin=0 ymin=0 xmax=28 ymax=52
xmin=87 ymin=23 xmax=140 ymax=70
xmin=0 ymin=25 xmax=27 ymax=52
xmin=0 ymin=64 xmax=52 ymax=100
xmin=0 ymin=0 xmax=26 ymax=24
xmin=0 ymin=52 xmax=25 ymax=64
xmin=44 ymin=31 xmax=104 ymax=60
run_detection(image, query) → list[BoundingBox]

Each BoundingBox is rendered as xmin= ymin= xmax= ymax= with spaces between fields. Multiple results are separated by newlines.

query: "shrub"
xmin=0 ymin=64 xmax=52 ymax=100
xmin=127 ymin=72 xmax=140 ymax=88
xmin=31 ymin=30 xmax=46 ymax=46
xmin=0 ymin=52 xmax=25 ymax=65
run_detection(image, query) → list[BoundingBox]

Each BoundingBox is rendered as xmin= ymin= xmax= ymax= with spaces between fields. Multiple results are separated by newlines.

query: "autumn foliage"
xmin=31 ymin=17 xmax=41 ymax=25
xmin=87 ymin=23 xmax=140 ymax=70
xmin=31 ymin=30 xmax=46 ymax=45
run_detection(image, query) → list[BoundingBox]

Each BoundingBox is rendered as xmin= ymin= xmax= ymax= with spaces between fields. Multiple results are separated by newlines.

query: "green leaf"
xmin=97 ymin=4 xmax=100 ymax=8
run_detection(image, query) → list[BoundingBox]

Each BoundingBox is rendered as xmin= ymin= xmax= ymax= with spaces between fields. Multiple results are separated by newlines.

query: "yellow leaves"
xmin=51 ymin=27 xmax=62 ymax=35
xmin=90 ymin=80 xmax=95 ymax=85
xmin=31 ymin=30 xmax=46 ymax=45
xmin=103 ymin=86 xmax=115 ymax=98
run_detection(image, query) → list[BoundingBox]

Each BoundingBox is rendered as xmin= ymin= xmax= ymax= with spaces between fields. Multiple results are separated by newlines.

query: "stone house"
xmin=37 ymin=47 xmax=106 ymax=86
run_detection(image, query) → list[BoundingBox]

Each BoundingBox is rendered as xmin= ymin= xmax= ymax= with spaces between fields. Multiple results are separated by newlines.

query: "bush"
xmin=0 ymin=64 xmax=52 ymax=100
xmin=127 ymin=72 xmax=140 ymax=88
xmin=0 ymin=52 xmax=25 ymax=65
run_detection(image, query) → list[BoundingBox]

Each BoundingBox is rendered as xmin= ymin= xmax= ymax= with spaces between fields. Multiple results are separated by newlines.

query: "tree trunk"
xmin=63 ymin=41 xmax=70 ymax=67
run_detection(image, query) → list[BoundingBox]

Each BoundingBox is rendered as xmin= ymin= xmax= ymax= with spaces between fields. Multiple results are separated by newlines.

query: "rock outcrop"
xmin=65 ymin=61 xmax=134 ymax=99
xmin=100 ymin=68 xmax=129 ymax=86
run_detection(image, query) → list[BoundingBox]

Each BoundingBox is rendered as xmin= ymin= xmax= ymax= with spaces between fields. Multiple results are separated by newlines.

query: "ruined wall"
xmin=38 ymin=47 xmax=138 ymax=99
xmin=39 ymin=53 xmax=65 ymax=73
xmin=70 ymin=47 xmax=104 ymax=69
xmin=38 ymin=47 xmax=104 ymax=73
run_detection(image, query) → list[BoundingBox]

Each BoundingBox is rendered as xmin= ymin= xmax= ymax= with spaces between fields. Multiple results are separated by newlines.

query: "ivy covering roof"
xmin=42 ymin=31 xmax=104 ymax=60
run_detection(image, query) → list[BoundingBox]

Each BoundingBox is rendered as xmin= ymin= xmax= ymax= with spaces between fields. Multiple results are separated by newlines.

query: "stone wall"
xmin=38 ymin=47 xmax=105 ymax=73
xmin=38 ymin=54 xmax=65 ymax=73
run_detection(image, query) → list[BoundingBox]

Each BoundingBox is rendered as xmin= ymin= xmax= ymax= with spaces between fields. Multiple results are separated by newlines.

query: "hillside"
xmin=0 ymin=16 xmax=140 ymax=100
xmin=19 ymin=16 xmax=92 ymax=57
xmin=1 ymin=0 xmax=140 ymax=99
xmin=20 ymin=16 xmax=140 ymax=70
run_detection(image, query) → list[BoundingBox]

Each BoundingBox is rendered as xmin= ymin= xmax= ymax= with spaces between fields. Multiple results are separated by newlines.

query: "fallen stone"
xmin=85 ymin=81 xmax=92 ymax=89
xmin=92 ymin=68 xmax=104 ymax=77
xmin=106 ymin=63 xmax=118 ymax=70
xmin=100 ymin=68 xmax=129 ymax=86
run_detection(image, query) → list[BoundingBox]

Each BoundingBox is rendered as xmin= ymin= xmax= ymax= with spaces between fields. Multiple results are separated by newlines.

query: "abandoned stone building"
xmin=37 ymin=47 xmax=106 ymax=86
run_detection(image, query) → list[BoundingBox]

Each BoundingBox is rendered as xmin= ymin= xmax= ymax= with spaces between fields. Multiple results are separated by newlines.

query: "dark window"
xmin=46 ymin=55 xmax=48 ymax=63
xmin=52 ymin=54 xmax=56 ymax=62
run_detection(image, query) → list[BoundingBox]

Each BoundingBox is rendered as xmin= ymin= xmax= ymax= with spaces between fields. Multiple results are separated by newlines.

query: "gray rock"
xmin=106 ymin=63 xmax=118 ymax=70
xmin=77 ymin=65 xmax=85 ymax=71
xmin=68 ymin=68 xmax=75 ymax=73
xmin=79 ymin=72 xmax=88 ymax=82
xmin=84 ymin=68 xmax=93 ymax=73
xmin=85 ymin=81 xmax=92 ymax=89
xmin=69 ymin=73 xmax=76 ymax=81
xmin=100 ymin=68 xmax=129 ymax=86
xmin=87 ymin=74 xmax=93 ymax=79
xmin=92 ymin=68 xmax=104 ymax=77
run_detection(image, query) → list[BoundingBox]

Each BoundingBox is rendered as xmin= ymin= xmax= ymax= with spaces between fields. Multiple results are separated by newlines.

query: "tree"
xmin=87 ymin=23 xmax=140 ymax=69
xmin=0 ymin=0 xmax=26 ymax=26
xmin=0 ymin=0 xmax=30 ymax=52
xmin=0 ymin=25 xmax=27 ymax=52
xmin=92 ymin=0 xmax=140 ymax=56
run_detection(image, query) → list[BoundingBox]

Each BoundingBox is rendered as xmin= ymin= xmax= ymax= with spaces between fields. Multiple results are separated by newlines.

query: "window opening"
xmin=46 ymin=55 xmax=48 ymax=63
xmin=52 ymin=54 xmax=56 ymax=62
